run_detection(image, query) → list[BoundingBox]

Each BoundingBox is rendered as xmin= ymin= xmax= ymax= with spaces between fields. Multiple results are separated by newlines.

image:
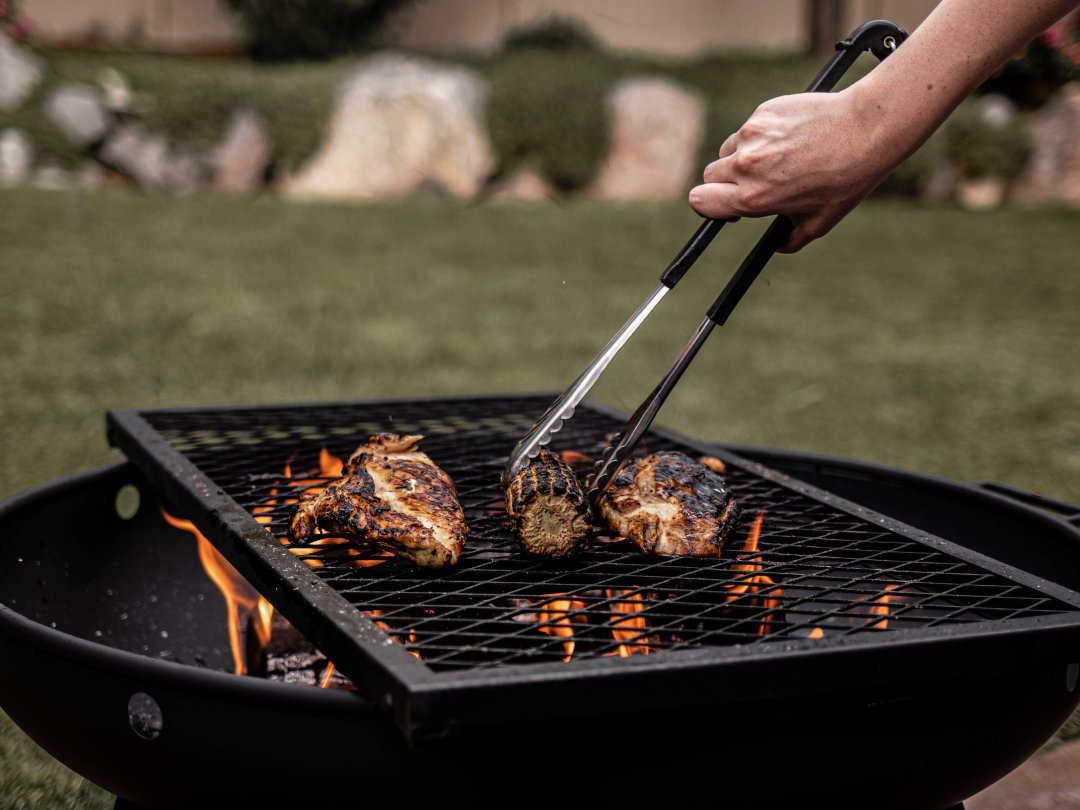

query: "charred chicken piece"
xmin=288 ymin=433 xmax=467 ymax=569
xmin=597 ymin=451 xmax=739 ymax=557
xmin=504 ymin=449 xmax=590 ymax=558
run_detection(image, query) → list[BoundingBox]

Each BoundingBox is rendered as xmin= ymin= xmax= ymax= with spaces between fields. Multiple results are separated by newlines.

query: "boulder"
xmin=45 ymin=84 xmax=110 ymax=148
xmin=30 ymin=162 xmax=103 ymax=191
xmin=0 ymin=33 xmax=42 ymax=110
xmin=99 ymin=123 xmax=202 ymax=192
xmin=286 ymin=53 xmax=494 ymax=200
xmin=1010 ymin=85 xmax=1080 ymax=206
xmin=213 ymin=109 xmax=270 ymax=192
xmin=589 ymin=77 xmax=705 ymax=200
xmin=0 ymin=128 xmax=32 ymax=186
xmin=487 ymin=164 xmax=555 ymax=201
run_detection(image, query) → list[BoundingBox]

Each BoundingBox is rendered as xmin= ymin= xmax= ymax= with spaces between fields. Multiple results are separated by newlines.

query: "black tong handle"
xmin=659 ymin=217 xmax=726 ymax=288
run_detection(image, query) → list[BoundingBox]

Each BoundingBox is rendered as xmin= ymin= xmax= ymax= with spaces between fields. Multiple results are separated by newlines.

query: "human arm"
xmin=688 ymin=0 xmax=1080 ymax=252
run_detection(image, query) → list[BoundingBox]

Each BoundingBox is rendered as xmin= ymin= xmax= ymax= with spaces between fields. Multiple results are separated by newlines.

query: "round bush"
xmin=945 ymin=97 xmax=1034 ymax=180
xmin=486 ymin=49 xmax=617 ymax=191
xmin=502 ymin=17 xmax=600 ymax=53
xmin=223 ymin=0 xmax=411 ymax=62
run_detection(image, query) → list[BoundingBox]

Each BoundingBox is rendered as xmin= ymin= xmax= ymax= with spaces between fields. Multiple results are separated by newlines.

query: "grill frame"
xmin=106 ymin=394 xmax=1080 ymax=742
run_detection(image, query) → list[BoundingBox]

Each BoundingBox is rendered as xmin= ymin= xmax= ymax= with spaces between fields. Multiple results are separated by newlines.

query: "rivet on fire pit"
xmin=1067 ymin=663 xmax=1079 ymax=693
xmin=127 ymin=692 xmax=163 ymax=740
xmin=115 ymin=484 xmax=140 ymax=521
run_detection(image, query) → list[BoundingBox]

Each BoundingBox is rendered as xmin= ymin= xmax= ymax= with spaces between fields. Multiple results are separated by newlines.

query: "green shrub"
xmin=944 ymin=97 xmax=1034 ymax=180
xmin=0 ymin=51 xmax=340 ymax=173
xmin=502 ymin=17 xmax=600 ymax=53
xmin=222 ymin=0 xmax=411 ymax=62
xmin=978 ymin=19 xmax=1080 ymax=109
xmin=486 ymin=49 xmax=617 ymax=191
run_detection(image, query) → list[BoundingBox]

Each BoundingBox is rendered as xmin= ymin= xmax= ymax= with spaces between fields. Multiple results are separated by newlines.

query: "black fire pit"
xmin=2 ymin=398 xmax=1080 ymax=808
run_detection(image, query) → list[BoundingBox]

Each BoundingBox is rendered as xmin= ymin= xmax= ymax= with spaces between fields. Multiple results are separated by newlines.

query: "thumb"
xmin=688 ymin=182 xmax=742 ymax=221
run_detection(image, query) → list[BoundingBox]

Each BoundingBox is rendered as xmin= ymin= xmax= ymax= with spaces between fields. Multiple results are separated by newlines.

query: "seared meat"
xmin=505 ymin=449 xmax=590 ymax=558
xmin=597 ymin=451 xmax=738 ymax=557
xmin=288 ymin=433 xmax=467 ymax=568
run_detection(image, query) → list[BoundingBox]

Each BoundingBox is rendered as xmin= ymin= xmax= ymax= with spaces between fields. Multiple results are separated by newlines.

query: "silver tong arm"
xmin=500 ymin=283 xmax=669 ymax=488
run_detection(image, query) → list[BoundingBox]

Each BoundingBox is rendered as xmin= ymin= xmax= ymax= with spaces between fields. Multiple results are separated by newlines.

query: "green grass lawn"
xmin=1 ymin=187 xmax=1078 ymax=806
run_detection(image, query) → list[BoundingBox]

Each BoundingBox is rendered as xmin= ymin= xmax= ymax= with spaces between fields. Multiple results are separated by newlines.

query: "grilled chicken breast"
xmin=597 ymin=451 xmax=738 ymax=557
xmin=505 ymin=449 xmax=590 ymax=558
xmin=288 ymin=433 xmax=467 ymax=568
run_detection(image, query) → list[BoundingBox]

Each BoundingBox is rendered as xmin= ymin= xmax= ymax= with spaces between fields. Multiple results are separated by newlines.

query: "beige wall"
xmin=384 ymin=0 xmax=940 ymax=56
xmin=23 ymin=0 xmax=242 ymax=51
xmin=22 ymin=0 xmax=939 ymax=55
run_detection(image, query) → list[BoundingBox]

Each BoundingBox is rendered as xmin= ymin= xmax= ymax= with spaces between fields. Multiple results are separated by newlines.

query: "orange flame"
xmin=164 ymin=446 xmax=358 ymax=684
xmin=605 ymin=590 xmax=651 ymax=657
xmin=724 ymin=511 xmax=783 ymax=636
xmin=537 ymin=595 xmax=586 ymax=662
xmin=868 ymin=584 xmax=901 ymax=630
xmin=161 ymin=506 xmax=265 ymax=675
xmin=808 ymin=627 xmax=825 ymax=639
xmin=318 ymin=662 xmax=337 ymax=689
xmin=320 ymin=447 xmax=344 ymax=477
xmin=364 ymin=610 xmax=422 ymax=659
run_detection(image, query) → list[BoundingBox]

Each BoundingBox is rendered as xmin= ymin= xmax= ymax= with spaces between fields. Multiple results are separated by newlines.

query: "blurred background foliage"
xmin=4 ymin=10 xmax=1072 ymax=195
xmin=222 ymin=0 xmax=413 ymax=61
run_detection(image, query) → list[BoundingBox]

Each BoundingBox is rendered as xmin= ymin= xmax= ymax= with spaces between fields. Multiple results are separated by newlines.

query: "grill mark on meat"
xmin=598 ymin=451 xmax=739 ymax=557
xmin=288 ymin=433 xmax=467 ymax=568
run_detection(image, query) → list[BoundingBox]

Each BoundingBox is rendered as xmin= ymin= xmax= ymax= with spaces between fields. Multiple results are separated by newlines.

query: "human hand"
xmin=688 ymin=90 xmax=897 ymax=252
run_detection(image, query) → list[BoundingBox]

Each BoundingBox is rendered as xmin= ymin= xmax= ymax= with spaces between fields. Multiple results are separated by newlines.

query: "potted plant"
xmin=944 ymin=95 xmax=1034 ymax=210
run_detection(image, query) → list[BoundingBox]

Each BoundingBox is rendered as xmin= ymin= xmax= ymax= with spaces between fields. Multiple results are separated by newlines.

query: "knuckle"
xmin=739 ymin=185 xmax=771 ymax=213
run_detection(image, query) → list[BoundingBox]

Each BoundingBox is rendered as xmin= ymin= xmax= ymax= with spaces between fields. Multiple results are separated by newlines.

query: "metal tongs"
xmin=503 ymin=20 xmax=908 ymax=508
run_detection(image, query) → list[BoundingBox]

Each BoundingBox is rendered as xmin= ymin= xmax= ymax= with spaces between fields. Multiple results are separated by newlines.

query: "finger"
xmin=717 ymin=132 xmax=738 ymax=160
xmin=702 ymin=153 xmax=735 ymax=184
xmin=688 ymin=182 xmax=742 ymax=221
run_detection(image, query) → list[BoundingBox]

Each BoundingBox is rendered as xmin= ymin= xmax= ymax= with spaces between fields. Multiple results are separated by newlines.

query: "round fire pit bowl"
xmin=2 ymin=455 xmax=1079 ymax=809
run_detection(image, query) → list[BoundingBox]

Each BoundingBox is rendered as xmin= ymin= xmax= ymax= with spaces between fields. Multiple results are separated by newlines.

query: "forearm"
xmin=846 ymin=0 xmax=1079 ymax=175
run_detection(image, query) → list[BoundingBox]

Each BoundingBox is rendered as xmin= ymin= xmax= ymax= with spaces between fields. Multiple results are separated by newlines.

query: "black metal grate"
xmin=107 ymin=395 xmax=1080 ymax=741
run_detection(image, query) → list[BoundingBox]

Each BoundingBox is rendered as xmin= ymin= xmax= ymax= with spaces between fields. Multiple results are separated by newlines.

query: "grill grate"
xmin=108 ymin=395 xmax=1080 ymax=741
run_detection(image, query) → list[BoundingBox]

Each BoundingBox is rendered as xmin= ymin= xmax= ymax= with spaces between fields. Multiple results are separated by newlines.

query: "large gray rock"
xmin=45 ymin=84 xmax=110 ymax=148
xmin=30 ymin=162 xmax=103 ymax=191
xmin=0 ymin=128 xmax=32 ymax=186
xmin=99 ymin=123 xmax=202 ymax=192
xmin=0 ymin=33 xmax=42 ymax=110
xmin=286 ymin=53 xmax=494 ymax=200
xmin=213 ymin=109 xmax=270 ymax=192
xmin=1011 ymin=85 xmax=1080 ymax=206
xmin=589 ymin=77 xmax=704 ymax=200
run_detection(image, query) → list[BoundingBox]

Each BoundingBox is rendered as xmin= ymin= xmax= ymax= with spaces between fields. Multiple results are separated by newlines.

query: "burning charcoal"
xmin=247 ymin=610 xmax=353 ymax=689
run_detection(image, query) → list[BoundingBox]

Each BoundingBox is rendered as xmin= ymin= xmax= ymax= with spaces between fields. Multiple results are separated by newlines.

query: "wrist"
xmin=840 ymin=70 xmax=934 ymax=180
